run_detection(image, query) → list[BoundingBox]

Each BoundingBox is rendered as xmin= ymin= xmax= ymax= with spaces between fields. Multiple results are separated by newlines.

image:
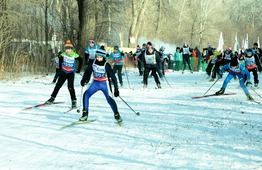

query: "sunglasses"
xmin=89 ymin=40 xmax=95 ymax=44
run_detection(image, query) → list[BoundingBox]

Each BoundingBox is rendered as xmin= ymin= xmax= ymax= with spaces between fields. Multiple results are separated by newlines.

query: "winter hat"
xmin=147 ymin=41 xmax=154 ymax=49
xmin=147 ymin=41 xmax=152 ymax=46
xmin=89 ymin=38 xmax=95 ymax=44
xmin=64 ymin=40 xmax=73 ymax=48
xmin=95 ymin=47 xmax=106 ymax=58
xmin=160 ymin=46 xmax=165 ymax=51
xmin=245 ymin=48 xmax=253 ymax=56
xmin=114 ymin=46 xmax=119 ymax=50
xmin=230 ymin=57 xmax=239 ymax=67
xmin=100 ymin=45 xmax=105 ymax=50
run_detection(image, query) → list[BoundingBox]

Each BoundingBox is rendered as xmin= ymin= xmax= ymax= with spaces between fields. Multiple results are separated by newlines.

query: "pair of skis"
xmin=192 ymin=93 xmax=261 ymax=104
xmin=22 ymin=101 xmax=80 ymax=113
xmin=22 ymin=101 xmax=65 ymax=110
xmin=59 ymin=119 xmax=122 ymax=129
xmin=22 ymin=102 xmax=122 ymax=129
xmin=191 ymin=93 xmax=236 ymax=99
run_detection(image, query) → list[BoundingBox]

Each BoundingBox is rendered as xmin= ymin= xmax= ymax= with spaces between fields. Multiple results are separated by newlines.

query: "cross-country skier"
xmin=243 ymin=48 xmax=262 ymax=87
xmin=138 ymin=42 xmax=161 ymax=89
xmin=51 ymin=51 xmax=62 ymax=84
xmin=215 ymin=56 xmax=254 ymax=100
xmin=45 ymin=40 xmax=83 ymax=108
xmin=84 ymin=38 xmax=100 ymax=67
xmin=159 ymin=46 xmax=169 ymax=76
xmin=108 ymin=45 xmax=126 ymax=86
xmin=180 ymin=43 xmax=193 ymax=74
xmin=79 ymin=47 xmax=122 ymax=123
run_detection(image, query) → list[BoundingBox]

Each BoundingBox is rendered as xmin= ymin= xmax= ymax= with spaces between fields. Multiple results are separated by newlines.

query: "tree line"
xmin=0 ymin=0 xmax=261 ymax=79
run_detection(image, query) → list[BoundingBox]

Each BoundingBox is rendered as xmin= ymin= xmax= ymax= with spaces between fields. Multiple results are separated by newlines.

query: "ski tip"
xmin=117 ymin=122 xmax=123 ymax=127
xmin=191 ymin=96 xmax=203 ymax=99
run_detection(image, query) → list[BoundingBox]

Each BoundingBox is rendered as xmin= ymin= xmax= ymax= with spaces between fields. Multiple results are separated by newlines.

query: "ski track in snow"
xmin=0 ymin=70 xmax=262 ymax=170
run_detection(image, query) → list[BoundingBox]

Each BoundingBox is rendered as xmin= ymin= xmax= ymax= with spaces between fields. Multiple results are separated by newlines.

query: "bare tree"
xmin=127 ymin=0 xmax=148 ymax=48
xmin=1 ymin=0 xmax=262 ymax=79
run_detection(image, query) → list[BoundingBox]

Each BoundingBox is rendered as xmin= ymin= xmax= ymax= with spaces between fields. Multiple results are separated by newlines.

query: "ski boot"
xmin=215 ymin=88 xmax=225 ymax=95
xmin=114 ymin=113 xmax=123 ymax=123
xmin=246 ymin=94 xmax=254 ymax=101
xmin=209 ymin=78 xmax=215 ymax=82
xmin=71 ymin=99 xmax=77 ymax=108
xmin=79 ymin=110 xmax=88 ymax=121
xmin=45 ymin=97 xmax=55 ymax=105
xmin=157 ymin=83 xmax=161 ymax=89
xmin=143 ymin=84 xmax=147 ymax=88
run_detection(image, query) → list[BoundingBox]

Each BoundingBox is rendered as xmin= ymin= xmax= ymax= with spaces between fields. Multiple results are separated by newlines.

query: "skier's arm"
xmin=254 ymin=55 xmax=262 ymax=72
xmin=106 ymin=63 xmax=118 ymax=90
xmin=220 ymin=63 xmax=229 ymax=74
xmin=81 ymin=66 xmax=93 ymax=86
xmin=75 ymin=56 xmax=83 ymax=73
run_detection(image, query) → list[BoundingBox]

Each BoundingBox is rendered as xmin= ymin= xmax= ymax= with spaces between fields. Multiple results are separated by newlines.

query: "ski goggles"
xmin=246 ymin=52 xmax=252 ymax=56
xmin=147 ymin=46 xmax=154 ymax=50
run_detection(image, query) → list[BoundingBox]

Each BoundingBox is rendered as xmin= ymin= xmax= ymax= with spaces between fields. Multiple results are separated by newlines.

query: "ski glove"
xmin=80 ymin=79 xmax=87 ymax=86
xmin=246 ymin=80 xmax=252 ymax=87
xmin=76 ymin=69 xmax=80 ymax=73
xmin=218 ymin=73 xmax=223 ymax=79
xmin=114 ymin=89 xmax=119 ymax=97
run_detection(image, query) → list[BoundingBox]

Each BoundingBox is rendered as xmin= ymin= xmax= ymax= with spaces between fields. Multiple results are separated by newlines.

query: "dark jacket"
xmin=138 ymin=49 xmax=161 ymax=68
xmin=82 ymin=58 xmax=118 ymax=89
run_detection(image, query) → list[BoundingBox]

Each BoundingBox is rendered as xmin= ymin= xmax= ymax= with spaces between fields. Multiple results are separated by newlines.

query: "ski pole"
xmin=203 ymin=78 xmax=219 ymax=96
xmin=124 ymin=65 xmax=131 ymax=88
xmin=119 ymin=96 xmax=140 ymax=116
xmin=251 ymin=87 xmax=262 ymax=99
xmin=163 ymin=76 xmax=172 ymax=88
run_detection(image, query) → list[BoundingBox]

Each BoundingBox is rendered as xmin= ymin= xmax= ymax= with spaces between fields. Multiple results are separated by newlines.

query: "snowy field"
xmin=0 ymin=69 xmax=261 ymax=170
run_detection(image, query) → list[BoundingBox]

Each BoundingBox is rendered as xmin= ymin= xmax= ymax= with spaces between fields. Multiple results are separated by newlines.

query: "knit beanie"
xmin=64 ymin=40 xmax=73 ymax=48
xmin=95 ymin=47 xmax=106 ymax=58
xmin=114 ymin=46 xmax=119 ymax=50
xmin=230 ymin=57 xmax=238 ymax=67
xmin=245 ymin=48 xmax=253 ymax=56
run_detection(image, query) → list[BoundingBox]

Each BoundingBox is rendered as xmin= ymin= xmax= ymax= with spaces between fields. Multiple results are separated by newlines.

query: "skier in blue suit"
xmin=79 ymin=46 xmax=122 ymax=123
xmin=215 ymin=56 xmax=253 ymax=101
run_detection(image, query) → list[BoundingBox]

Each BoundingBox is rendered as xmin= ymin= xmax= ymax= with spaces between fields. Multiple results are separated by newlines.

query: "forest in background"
xmin=0 ymin=0 xmax=261 ymax=79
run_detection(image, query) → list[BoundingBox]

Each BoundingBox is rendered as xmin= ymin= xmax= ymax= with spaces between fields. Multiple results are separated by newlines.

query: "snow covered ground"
xmin=0 ymin=69 xmax=261 ymax=170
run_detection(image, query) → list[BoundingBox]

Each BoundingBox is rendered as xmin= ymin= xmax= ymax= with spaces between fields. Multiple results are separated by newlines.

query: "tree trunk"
xmin=78 ymin=0 xmax=97 ymax=54
xmin=156 ymin=0 xmax=161 ymax=35
xmin=128 ymin=0 xmax=148 ymax=48
xmin=44 ymin=0 xmax=49 ymax=67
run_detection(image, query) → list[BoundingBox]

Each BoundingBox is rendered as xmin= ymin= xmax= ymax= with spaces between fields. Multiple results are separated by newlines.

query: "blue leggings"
xmin=222 ymin=73 xmax=249 ymax=94
xmin=83 ymin=80 xmax=118 ymax=113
